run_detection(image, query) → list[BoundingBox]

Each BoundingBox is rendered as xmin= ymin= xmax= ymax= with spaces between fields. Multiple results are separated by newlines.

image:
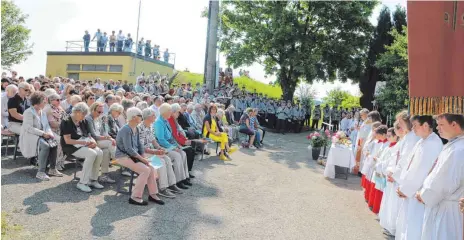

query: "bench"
xmin=110 ymin=160 xmax=135 ymax=195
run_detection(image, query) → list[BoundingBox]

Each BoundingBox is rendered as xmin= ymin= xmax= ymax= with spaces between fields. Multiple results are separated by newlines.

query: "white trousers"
xmin=72 ymin=147 xmax=103 ymax=185
xmin=97 ymin=140 xmax=115 ymax=174
xmin=167 ymin=150 xmax=188 ymax=182
xmin=147 ymin=154 xmax=177 ymax=189
xmin=8 ymin=122 xmax=21 ymax=134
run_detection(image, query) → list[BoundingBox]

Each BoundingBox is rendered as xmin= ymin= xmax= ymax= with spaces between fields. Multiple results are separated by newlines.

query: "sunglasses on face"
xmin=89 ymin=97 xmax=95 ymax=100
xmin=137 ymin=114 xmax=142 ymax=118
xmin=23 ymin=89 xmax=30 ymax=92
xmin=97 ymin=111 xmax=103 ymax=114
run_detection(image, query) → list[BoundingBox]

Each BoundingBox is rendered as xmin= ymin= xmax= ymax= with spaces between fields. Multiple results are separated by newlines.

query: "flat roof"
xmin=47 ymin=51 xmax=174 ymax=69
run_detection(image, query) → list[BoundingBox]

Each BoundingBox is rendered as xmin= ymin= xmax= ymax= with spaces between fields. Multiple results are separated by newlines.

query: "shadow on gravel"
xmin=1 ymin=168 xmax=40 ymax=185
xmin=1 ymin=156 xmax=29 ymax=170
xmin=22 ymin=181 xmax=101 ymax=215
xmin=324 ymin=176 xmax=362 ymax=191
xmin=90 ymin=181 xmax=222 ymax=238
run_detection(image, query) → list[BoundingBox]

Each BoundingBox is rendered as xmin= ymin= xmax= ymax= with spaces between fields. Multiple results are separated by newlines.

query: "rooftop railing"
xmin=64 ymin=40 xmax=176 ymax=66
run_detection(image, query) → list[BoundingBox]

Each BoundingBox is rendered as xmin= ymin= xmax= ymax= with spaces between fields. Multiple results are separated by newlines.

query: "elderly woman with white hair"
xmin=139 ymin=108 xmax=185 ymax=197
xmin=118 ymin=99 xmax=135 ymax=127
xmin=1 ymin=84 xmax=18 ymax=128
xmin=136 ymin=101 xmax=148 ymax=110
xmin=107 ymin=103 xmax=123 ymax=139
xmin=115 ymin=107 xmax=165 ymax=206
xmin=61 ymin=102 xmax=104 ymax=193
xmin=154 ymin=103 xmax=192 ymax=188
xmin=45 ymin=93 xmax=67 ymax=170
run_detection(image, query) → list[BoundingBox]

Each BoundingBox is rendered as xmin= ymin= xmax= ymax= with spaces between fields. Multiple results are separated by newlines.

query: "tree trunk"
xmin=359 ymin=67 xmax=379 ymax=110
xmin=279 ymin=70 xmax=296 ymax=101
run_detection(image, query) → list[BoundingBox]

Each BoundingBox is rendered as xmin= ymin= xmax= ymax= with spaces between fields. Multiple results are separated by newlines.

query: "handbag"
xmin=40 ymin=137 xmax=58 ymax=148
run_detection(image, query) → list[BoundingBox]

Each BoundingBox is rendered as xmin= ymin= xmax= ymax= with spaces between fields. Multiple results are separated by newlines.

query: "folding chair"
xmin=65 ymin=155 xmax=85 ymax=181
xmin=111 ymin=160 xmax=135 ymax=195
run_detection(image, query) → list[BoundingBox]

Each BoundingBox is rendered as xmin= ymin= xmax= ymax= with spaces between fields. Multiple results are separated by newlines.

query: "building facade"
xmin=46 ymin=52 xmax=175 ymax=83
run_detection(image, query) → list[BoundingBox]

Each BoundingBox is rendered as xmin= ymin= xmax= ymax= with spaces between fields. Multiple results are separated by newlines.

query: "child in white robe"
xmin=360 ymin=122 xmax=382 ymax=201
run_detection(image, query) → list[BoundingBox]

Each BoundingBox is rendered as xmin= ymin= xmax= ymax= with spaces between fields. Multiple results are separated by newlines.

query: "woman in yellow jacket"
xmin=202 ymin=105 xmax=237 ymax=161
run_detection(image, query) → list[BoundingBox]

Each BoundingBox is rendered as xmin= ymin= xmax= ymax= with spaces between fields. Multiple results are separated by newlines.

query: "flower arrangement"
xmin=331 ymin=131 xmax=352 ymax=147
xmin=307 ymin=130 xmax=332 ymax=148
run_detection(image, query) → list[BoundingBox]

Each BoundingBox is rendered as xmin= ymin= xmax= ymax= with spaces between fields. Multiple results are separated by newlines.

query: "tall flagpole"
xmin=133 ymin=0 xmax=142 ymax=76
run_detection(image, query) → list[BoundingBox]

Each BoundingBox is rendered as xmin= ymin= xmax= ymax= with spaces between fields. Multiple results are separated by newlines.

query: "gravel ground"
xmin=2 ymin=132 xmax=387 ymax=240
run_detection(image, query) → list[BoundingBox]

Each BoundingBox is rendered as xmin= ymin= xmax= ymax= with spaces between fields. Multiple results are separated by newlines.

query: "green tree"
xmin=375 ymin=26 xmax=408 ymax=118
xmin=219 ymin=1 xmax=377 ymax=100
xmin=392 ymin=5 xmax=407 ymax=34
xmin=359 ymin=6 xmax=393 ymax=109
xmin=1 ymin=0 xmax=32 ymax=68
xmin=323 ymin=87 xmax=348 ymax=106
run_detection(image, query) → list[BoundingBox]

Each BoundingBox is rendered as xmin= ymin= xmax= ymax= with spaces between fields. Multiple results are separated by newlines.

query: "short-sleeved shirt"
xmin=138 ymin=123 xmax=154 ymax=149
xmin=60 ymin=115 xmax=90 ymax=155
xmin=7 ymin=94 xmax=28 ymax=123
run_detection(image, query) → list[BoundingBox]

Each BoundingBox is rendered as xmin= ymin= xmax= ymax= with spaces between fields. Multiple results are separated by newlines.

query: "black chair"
xmin=65 ymin=155 xmax=85 ymax=181
xmin=113 ymin=162 xmax=135 ymax=195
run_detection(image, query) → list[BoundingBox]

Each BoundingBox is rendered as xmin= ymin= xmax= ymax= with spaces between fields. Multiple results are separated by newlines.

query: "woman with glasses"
xmin=85 ymin=102 xmax=116 ymax=184
xmin=7 ymin=82 xmax=31 ymax=134
xmin=83 ymin=91 xmax=96 ymax=107
xmin=45 ymin=93 xmax=67 ymax=170
xmin=20 ymin=91 xmax=63 ymax=180
xmin=61 ymin=102 xmax=104 ymax=193
xmin=115 ymin=107 xmax=164 ymax=206
xmin=107 ymin=103 xmax=123 ymax=139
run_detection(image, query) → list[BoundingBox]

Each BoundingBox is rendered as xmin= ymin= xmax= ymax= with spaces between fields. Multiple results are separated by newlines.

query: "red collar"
xmin=389 ymin=142 xmax=397 ymax=147
xmin=378 ymin=138 xmax=388 ymax=143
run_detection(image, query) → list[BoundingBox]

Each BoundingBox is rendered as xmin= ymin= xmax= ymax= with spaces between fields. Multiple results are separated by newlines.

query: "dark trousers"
xmin=293 ymin=120 xmax=303 ymax=133
xmin=84 ymin=41 xmax=90 ymax=52
xmin=182 ymin=146 xmax=195 ymax=171
xmin=117 ymin=41 xmax=123 ymax=52
xmin=311 ymin=119 xmax=319 ymax=129
xmin=110 ymin=42 xmax=115 ymax=52
xmin=267 ymin=113 xmax=276 ymax=129
xmin=332 ymin=120 xmax=339 ymax=132
xmin=276 ymin=119 xmax=286 ymax=133
xmin=322 ymin=119 xmax=330 ymax=130
xmin=234 ymin=111 xmax=241 ymax=122
xmin=305 ymin=115 xmax=310 ymax=126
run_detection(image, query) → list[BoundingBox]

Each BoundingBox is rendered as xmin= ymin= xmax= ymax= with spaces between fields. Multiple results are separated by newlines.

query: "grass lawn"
xmin=172 ymin=71 xmax=283 ymax=99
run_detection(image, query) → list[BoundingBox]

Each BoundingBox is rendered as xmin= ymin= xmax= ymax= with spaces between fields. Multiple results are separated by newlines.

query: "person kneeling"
xmin=114 ymin=107 xmax=165 ymax=206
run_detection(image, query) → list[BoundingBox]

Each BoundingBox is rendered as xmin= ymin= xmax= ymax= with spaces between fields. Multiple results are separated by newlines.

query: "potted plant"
xmin=307 ymin=130 xmax=331 ymax=161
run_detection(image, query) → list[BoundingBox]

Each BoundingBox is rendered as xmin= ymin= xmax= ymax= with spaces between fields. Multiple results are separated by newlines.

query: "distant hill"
xmin=171 ymin=72 xmax=283 ymax=99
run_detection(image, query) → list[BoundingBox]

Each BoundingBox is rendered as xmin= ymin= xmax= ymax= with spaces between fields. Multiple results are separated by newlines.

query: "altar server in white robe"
xmin=371 ymin=127 xmax=399 ymax=214
xmin=355 ymin=110 xmax=380 ymax=174
xmin=417 ymin=114 xmax=464 ymax=240
xmin=379 ymin=121 xmax=405 ymax=235
xmin=364 ymin=125 xmax=390 ymax=210
xmin=360 ymin=121 xmax=382 ymax=195
xmin=395 ymin=115 xmax=443 ymax=240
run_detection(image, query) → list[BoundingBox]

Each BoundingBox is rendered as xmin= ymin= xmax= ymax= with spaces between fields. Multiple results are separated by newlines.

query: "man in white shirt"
xmin=417 ymin=114 xmax=464 ymax=240
xmin=150 ymin=96 xmax=163 ymax=119
xmin=340 ymin=112 xmax=353 ymax=135
xmin=117 ymin=30 xmax=125 ymax=52
xmin=395 ymin=115 xmax=443 ymax=240
xmin=93 ymin=78 xmax=104 ymax=90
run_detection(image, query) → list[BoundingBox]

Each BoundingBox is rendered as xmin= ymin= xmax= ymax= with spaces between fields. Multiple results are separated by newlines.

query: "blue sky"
xmin=10 ymin=0 xmax=406 ymax=98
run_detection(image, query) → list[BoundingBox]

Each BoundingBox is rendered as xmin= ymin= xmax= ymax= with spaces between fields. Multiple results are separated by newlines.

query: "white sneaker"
xmin=77 ymin=183 xmax=92 ymax=192
xmin=36 ymin=172 xmax=50 ymax=181
xmin=89 ymin=181 xmax=104 ymax=189
xmin=121 ymin=170 xmax=132 ymax=177
xmin=48 ymin=169 xmax=63 ymax=177
xmin=99 ymin=174 xmax=116 ymax=184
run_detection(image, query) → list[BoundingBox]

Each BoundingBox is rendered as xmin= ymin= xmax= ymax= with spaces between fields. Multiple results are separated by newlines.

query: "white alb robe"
xmin=420 ymin=135 xmax=464 ymax=240
xmin=378 ymin=140 xmax=402 ymax=234
xmin=355 ymin=122 xmax=372 ymax=162
xmin=395 ymin=132 xmax=443 ymax=240
xmin=366 ymin=141 xmax=390 ymax=184
xmin=360 ymin=135 xmax=376 ymax=176
xmin=391 ymin=131 xmax=421 ymax=184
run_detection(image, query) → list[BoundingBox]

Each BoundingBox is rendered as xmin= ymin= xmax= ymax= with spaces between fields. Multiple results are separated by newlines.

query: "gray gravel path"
xmin=2 ymin=132 xmax=386 ymax=240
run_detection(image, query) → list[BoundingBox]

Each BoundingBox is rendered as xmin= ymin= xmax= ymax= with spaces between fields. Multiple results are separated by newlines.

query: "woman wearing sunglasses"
xmin=85 ymin=102 xmax=116 ymax=184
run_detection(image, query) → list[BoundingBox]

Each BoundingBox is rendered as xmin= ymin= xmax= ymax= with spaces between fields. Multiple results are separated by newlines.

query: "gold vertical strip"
xmin=449 ymin=96 xmax=453 ymax=113
xmin=419 ymin=97 xmax=424 ymax=115
xmin=428 ymin=97 xmax=433 ymax=115
xmin=410 ymin=97 xmax=415 ymax=115
xmin=459 ymin=97 xmax=463 ymax=114
xmin=423 ymin=97 xmax=428 ymax=115
xmin=445 ymin=96 xmax=449 ymax=114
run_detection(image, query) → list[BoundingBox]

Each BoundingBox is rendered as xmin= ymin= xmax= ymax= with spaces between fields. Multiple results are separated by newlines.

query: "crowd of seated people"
xmin=1 ymin=71 xmax=256 ymax=206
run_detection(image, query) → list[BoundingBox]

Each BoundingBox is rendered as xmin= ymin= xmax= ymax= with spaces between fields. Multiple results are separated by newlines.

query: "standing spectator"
xmin=153 ymin=45 xmax=160 ymax=59
xmin=20 ymin=92 xmax=62 ymax=180
xmin=99 ymin=32 xmax=108 ymax=52
xmin=109 ymin=31 xmax=116 ymax=52
xmin=137 ymin=37 xmax=144 ymax=55
xmin=1 ymin=85 xmax=17 ymax=128
xmin=92 ymin=29 xmax=102 ymax=51
xmin=61 ymin=103 xmax=105 ymax=192
xmin=144 ymin=40 xmax=152 ymax=57
xmin=163 ymin=48 xmax=170 ymax=62
xmin=124 ymin=33 xmax=133 ymax=52
xmin=83 ymin=30 xmax=91 ymax=52
xmin=8 ymin=82 xmax=31 ymax=134
xmin=117 ymin=30 xmax=125 ymax=52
